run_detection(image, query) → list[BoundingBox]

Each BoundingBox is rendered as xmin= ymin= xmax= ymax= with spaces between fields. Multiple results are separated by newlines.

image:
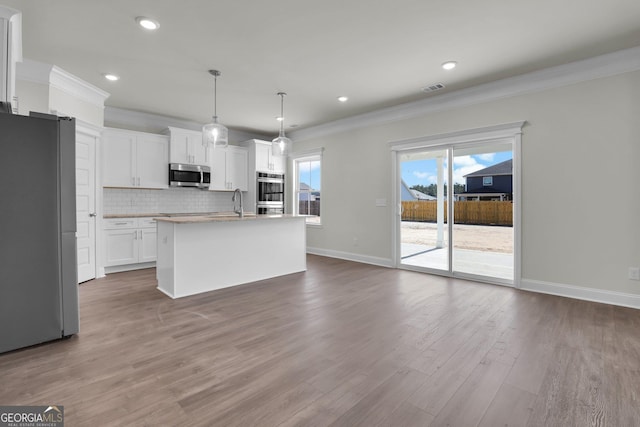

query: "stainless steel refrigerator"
xmin=0 ymin=111 xmax=79 ymax=354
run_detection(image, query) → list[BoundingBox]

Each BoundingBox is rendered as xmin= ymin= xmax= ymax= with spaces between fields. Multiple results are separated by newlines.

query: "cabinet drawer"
xmin=104 ymin=218 xmax=137 ymax=229
xmin=139 ymin=218 xmax=157 ymax=228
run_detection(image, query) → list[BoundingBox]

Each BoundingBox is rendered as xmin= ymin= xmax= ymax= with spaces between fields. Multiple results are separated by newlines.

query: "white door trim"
xmin=390 ymin=121 xmax=525 ymax=287
xmin=75 ymin=120 xmax=104 ymax=281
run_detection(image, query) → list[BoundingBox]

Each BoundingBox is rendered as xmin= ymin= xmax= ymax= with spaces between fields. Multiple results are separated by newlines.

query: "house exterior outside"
xmin=299 ymin=182 xmax=321 ymax=216
xmin=299 ymin=182 xmax=319 ymax=201
xmin=401 ymin=180 xmax=435 ymax=201
xmin=459 ymin=159 xmax=513 ymax=201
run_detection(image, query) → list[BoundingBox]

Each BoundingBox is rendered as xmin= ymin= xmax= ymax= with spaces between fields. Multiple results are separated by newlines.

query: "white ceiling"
xmin=4 ymin=0 xmax=640 ymax=135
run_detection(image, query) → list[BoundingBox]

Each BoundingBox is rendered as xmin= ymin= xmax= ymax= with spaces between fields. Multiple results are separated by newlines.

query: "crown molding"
xmin=290 ymin=45 xmax=640 ymax=142
xmin=16 ymin=58 xmax=110 ymax=108
xmin=104 ymin=106 xmax=270 ymax=142
xmin=49 ymin=65 xmax=110 ymax=107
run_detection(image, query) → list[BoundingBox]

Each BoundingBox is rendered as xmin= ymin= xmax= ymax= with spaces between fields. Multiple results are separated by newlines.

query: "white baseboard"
xmin=306 ymin=247 xmax=394 ymax=268
xmin=520 ymin=279 xmax=640 ymax=310
xmin=104 ymin=262 xmax=156 ymax=275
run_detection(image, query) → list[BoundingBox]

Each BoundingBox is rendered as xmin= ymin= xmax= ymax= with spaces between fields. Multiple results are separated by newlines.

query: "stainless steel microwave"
xmin=169 ymin=163 xmax=211 ymax=189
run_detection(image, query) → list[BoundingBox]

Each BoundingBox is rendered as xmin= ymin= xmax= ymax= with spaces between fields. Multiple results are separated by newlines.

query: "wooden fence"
xmin=402 ymin=201 xmax=513 ymax=226
xmin=299 ymin=200 xmax=320 ymax=216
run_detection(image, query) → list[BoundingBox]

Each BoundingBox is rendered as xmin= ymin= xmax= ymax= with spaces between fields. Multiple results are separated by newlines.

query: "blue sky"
xmin=298 ymin=160 xmax=321 ymax=191
xmin=402 ymin=151 xmax=512 ymax=187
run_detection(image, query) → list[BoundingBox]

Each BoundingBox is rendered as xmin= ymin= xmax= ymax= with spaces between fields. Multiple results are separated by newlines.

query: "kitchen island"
xmin=155 ymin=214 xmax=306 ymax=298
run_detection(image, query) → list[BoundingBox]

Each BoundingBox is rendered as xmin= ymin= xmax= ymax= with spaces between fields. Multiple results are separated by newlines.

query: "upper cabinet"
xmin=243 ymin=139 xmax=285 ymax=174
xmin=165 ymin=127 xmax=209 ymax=166
xmin=103 ymin=128 xmax=169 ymax=189
xmin=209 ymin=146 xmax=249 ymax=191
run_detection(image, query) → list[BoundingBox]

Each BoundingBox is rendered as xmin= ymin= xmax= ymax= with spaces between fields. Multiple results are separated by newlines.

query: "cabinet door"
xmin=137 ymin=134 xmax=169 ymax=189
xmin=169 ymin=129 xmax=207 ymax=165
xmin=139 ymin=228 xmax=157 ymax=262
xmin=209 ymin=148 xmax=228 ymax=191
xmin=255 ymin=142 xmax=272 ymax=172
xmin=190 ymin=132 xmax=209 ymax=165
xmin=103 ymin=131 xmax=135 ymax=187
xmin=169 ymin=131 xmax=190 ymax=164
xmin=271 ymin=152 xmax=285 ymax=174
xmin=104 ymin=229 xmax=138 ymax=266
xmin=227 ymin=147 xmax=248 ymax=191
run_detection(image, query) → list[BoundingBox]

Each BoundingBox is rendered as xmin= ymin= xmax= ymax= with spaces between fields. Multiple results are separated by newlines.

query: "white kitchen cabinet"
xmin=104 ymin=217 xmax=157 ymax=269
xmin=209 ymin=146 xmax=248 ymax=191
xmin=103 ymin=128 xmax=169 ymax=189
xmin=139 ymin=220 xmax=158 ymax=263
xmin=254 ymin=141 xmax=284 ymax=173
xmin=166 ymin=127 xmax=209 ymax=166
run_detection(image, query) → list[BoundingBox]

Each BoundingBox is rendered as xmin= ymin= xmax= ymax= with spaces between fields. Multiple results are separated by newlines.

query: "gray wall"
xmin=291 ymin=69 xmax=640 ymax=296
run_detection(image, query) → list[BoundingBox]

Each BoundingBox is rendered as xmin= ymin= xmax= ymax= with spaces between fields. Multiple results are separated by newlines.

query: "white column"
xmin=436 ymin=156 xmax=444 ymax=248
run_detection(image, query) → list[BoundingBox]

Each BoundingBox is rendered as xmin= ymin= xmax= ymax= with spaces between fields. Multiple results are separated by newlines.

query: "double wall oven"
xmin=257 ymin=172 xmax=284 ymax=214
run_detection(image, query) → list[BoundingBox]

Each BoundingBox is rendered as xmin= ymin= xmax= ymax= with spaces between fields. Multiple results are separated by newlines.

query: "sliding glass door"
xmin=397 ymin=138 xmax=516 ymax=285
xmin=399 ymin=149 xmax=449 ymax=272
xmin=451 ymin=143 xmax=513 ymax=282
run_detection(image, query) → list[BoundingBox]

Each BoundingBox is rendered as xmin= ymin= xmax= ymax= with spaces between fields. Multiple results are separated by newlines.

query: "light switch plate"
xmin=376 ymin=198 xmax=387 ymax=207
xmin=629 ymin=267 xmax=640 ymax=281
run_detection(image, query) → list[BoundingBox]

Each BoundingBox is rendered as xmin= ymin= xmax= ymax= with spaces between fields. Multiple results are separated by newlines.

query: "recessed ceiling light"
xmin=276 ymin=116 xmax=284 ymax=121
xmin=103 ymin=73 xmax=119 ymax=81
xmin=337 ymin=96 xmax=348 ymax=102
xmin=136 ymin=16 xmax=160 ymax=30
xmin=442 ymin=61 xmax=457 ymax=70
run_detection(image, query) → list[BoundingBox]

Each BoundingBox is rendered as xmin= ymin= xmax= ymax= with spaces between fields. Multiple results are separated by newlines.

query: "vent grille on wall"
xmin=421 ymin=83 xmax=445 ymax=93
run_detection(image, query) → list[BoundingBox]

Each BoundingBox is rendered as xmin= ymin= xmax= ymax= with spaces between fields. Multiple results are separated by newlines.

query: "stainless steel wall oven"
xmin=257 ymin=172 xmax=284 ymax=214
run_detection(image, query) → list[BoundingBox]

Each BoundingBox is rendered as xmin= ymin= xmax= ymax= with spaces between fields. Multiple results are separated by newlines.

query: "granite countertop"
xmin=104 ymin=213 xmax=167 ymax=218
xmin=104 ymin=211 xmax=243 ymax=219
xmin=154 ymin=214 xmax=301 ymax=224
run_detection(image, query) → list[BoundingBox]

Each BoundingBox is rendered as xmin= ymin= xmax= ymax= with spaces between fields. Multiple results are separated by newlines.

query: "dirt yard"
xmin=401 ymin=221 xmax=513 ymax=253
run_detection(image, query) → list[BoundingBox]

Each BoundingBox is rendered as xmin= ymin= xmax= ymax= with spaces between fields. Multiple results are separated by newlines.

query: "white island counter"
xmin=155 ymin=214 xmax=306 ymax=298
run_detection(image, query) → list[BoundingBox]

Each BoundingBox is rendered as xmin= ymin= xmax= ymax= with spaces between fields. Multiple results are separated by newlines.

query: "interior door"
xmin=76 ymin=131 xmax=96 ymax=283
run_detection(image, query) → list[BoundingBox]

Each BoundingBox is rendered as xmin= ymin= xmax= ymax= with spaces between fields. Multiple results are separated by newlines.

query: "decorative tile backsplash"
xmin=104 ymin=188 xmax=238 ymax=215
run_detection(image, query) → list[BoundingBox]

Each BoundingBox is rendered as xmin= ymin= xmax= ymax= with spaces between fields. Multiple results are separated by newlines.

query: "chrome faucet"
xmin=232 ymin=188 xmax=243 ymax=218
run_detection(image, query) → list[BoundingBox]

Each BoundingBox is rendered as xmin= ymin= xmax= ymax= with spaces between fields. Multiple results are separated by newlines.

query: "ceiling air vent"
xmin=421 ymin=83 xmax=445 ymax=93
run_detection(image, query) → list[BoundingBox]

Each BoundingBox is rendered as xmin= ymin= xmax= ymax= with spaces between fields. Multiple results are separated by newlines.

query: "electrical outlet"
xmin=353 ymin=237 xmax=359 ymax=247
xmin=629 ymin=267 xmax=640 ymax=281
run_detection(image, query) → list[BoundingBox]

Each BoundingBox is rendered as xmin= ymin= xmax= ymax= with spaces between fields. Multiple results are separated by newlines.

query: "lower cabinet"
xmin=104 ymin=217 xmax=157 ymax=270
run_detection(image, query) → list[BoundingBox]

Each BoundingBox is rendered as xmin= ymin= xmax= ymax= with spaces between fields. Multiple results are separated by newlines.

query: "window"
xmin=483 ymin=176 xmax=493 ymax=186
xmin=292 ymin=149 xmax=323 ymax=225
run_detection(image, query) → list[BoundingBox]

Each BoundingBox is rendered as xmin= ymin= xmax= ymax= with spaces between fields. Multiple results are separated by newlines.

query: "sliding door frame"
xmin=390 ymin=121 xmax=525 ymax=288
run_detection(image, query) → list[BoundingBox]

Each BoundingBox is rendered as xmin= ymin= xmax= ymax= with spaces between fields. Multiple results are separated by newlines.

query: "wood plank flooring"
xmin=1 ymin=255 xmax=639 ymax=426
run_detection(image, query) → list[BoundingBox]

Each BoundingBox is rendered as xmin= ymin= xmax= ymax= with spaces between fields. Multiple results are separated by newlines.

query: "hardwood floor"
xmin=1 ymin=255 xmax=639 ymax=426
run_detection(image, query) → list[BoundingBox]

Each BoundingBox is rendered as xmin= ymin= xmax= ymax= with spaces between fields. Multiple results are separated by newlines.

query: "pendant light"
xmin=202 ymin=69 xmax=228 ymax=149
xmin=272 ymin=92 xmax=292 ymax=157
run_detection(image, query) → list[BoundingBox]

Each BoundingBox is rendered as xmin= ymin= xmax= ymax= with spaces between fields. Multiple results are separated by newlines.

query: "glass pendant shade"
xmin=272 ymin=92 xmax=291 ymax=157
xmin=272 ymin=131 xmax=292 ymax=157
xmin=202 ymin=116 xmax=228 ymax=149
xmin=202 ymin=69 xmax=228 ymax=149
